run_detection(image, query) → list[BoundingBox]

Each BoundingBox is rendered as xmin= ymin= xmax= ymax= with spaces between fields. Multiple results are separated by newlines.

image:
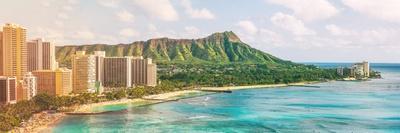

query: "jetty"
xmin=65 ymin=109 xmax=128 ymax=115
xmin=200 ymin=89 xmax=232 ymax=93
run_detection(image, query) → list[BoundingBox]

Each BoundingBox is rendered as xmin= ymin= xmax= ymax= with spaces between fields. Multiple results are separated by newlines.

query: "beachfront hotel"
xmin=81 ymin=51 xmax=157 ymax=89
xmin=351 ymin=61 xmax=370 ymax=78
xmin=27 ymin=39 xmax=57 ymax=71
xmin=0 ymin=23 xmax=27 ymax=80
xmin=32 ymin=68 xmax=72 ymax=96
xmin=72 ymin=51 xmax=97 ymax=93
xmin=103 ymin=56 xmax=132 ymax=88
xmin=0 ymin=76 xmax=17 ymax=104
xmin=132 ymin=57 xmax=157 ymax=87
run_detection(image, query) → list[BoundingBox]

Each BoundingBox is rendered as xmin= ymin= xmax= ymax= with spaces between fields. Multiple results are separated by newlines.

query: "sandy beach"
xmin=13 ymin=82 xmax=320 ymax=133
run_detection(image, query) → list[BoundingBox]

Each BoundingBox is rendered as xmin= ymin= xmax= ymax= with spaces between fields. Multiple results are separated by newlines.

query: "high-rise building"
xmin=351 ymin=61 xmax=370 ymax=79
xmin=94 ymin=51 xmax=105 ymax=83
xmin=0 ymin=23 xmax=27 ymax=80
xmin=131 ymin=57 xmax=157 ymax=87
xmin=42 ymin=41 xmax=56 ymax=70
xmin=27 ymin=39 xmax=56 ymax=71
xmin=147 ymin=63 xmax=157 ymax=86
xmin=362 ymin=61 xmax=370 ymax=77
xmin=103 ymin=56 xmax=132 ymax=87
xmin=72 ymin=51 xmax=96 ymax=93
xmin=27 ymin=39 xmax=43 ymax=72
xmin=0 ymin=31 xmax=3 ymax=76
xmin=0 ymin=76 xmax=17 ymax=104
xmin=22 ymin=72 xmax=37 ymax=100
xmin=32 ymin=68 xmax=72 ymax=96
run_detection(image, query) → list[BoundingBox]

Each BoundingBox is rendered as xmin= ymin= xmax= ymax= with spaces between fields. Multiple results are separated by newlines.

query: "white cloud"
xmin=325 ymin=24 xmax=354 ymax=36
xmin=32 ymin=27 xmax=66 ymax=44
xmin=116 ymin=10 xmax=135 ymax=22
xmin=97 ymin=0 xmax=119 ymax=8
xmin=133 ymin=0 xmax=179 ymax=21
xmin=183 ymin=26 xmax=204 ymax=38
xmin=119 ymin=28 xmax=139 ymax=37
xmin=57 ymin=13 xmax=69 ymax=19
xmin=75 ymin=30 xmax=95 ymax=40
xmin=41 ymin=1 xmax=51 ymax=7
xmin=181 ymin=0 xmax=215 ymax=19
xmin=184 ymin=26 xmax=200 ymax=34
xmin=268 ymin=0 xmax=338 ymax=22
xmin=67 ymin=0 xmax=78 ymax=5
xmin=63 ymin=5 xmax=73 ymax=11
xmin=271 ymin=12 xmax=316 ymax=35
xmin=148 ymin=24 xmax=157 ymax=31
xmin=342 ymin=0 xmax=400 ymax=22
xmin=259 ymin=29 xmax=285 ymax=47
xmin=236 ymin=20 xmax=258 ymax=35
xmin=54 ymin=20 xmax=64 ymax=27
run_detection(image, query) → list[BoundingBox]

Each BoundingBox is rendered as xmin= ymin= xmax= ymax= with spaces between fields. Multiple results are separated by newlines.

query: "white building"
xmin=22 ymin=72 xmax=37 ymax=100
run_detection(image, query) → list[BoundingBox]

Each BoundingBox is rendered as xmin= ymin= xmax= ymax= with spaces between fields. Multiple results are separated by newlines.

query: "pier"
xmin=200 ymin=89 xmax=233 ymax=93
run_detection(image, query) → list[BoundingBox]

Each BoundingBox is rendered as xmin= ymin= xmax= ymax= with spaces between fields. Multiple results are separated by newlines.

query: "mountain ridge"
xmin=56 ymin=31 xmax=293 ymax=67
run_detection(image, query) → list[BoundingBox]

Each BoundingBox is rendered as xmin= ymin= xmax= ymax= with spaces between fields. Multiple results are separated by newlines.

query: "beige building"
xmin=103 ymin=56 xmax=132 ymax=87
xmin=0 ymin=76 xmax=17 ymax=104
xmin=72 ymin=51 xmax=96 ymax=93
xmin=0 ymin=23 xmax=27 ymax=80
xmin=32 ymin=68 xmax=72 ymax=96
xmin=131 ymin=57 xmax=157 ymax=87
xmin=351 ymin=61 xmax=370 ymax=78
xmin=27 ymin=39 xmax=57 ymax=71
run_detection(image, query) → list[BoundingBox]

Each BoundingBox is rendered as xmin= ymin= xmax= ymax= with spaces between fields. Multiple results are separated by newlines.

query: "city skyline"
xmin=1 ymin=0 xmax=399 ymax=63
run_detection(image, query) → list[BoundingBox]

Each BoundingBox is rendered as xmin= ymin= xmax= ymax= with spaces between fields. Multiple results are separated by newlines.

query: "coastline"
xmin=14 ymin=81 xmax=321 ymax=132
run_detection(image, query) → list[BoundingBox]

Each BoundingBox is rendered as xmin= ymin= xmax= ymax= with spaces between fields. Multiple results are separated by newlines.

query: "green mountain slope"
xmin=56 ymin=31 xmax=293 ymax=67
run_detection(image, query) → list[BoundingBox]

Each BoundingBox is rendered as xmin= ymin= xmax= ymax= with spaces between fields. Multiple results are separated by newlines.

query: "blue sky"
xmin=1 ymin=0 xmax=400 ymax=63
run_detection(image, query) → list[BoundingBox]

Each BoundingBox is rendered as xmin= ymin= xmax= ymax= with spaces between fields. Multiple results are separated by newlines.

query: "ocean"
xmin=51 ymin=63 xmax=400 ymax=133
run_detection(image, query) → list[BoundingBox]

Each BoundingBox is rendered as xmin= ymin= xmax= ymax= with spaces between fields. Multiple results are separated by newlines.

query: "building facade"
xmin=103 ymin=57 xmax=132 ymax=87
xmin=33 ymin=69 xmax=72 ymax=96
xmin=131 ymin=57 xmax=157 ymax=87
xmin=0 ymin=76 xmax=17 ymax=104
xmin=94 ymin=51 xmax=105 ymax=83
xmin=351 ymin=61 xmax=370 ymax=79
xmin=0 ymin=23 xmax=27 ymax=80
xmin=27 ymin=39 xmax=56 ymax=72
xmin=72 ymin=51 xmax=96 ymax=93
xmin=42 ymin=41 xmax=56 ymax=70
xmin=22 ymin=72 xmax=37 ymax=100
xmin=27 ymin=39 xmax=43 ymax=72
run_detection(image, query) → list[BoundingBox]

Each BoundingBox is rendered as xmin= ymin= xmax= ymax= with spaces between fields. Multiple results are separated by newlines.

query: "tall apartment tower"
xmin=0 ymin=23 xmax=27 ymax=80
xmin=0 ymin=76 xmax=17 ymax=104
xmin=42 ymin=41 xmax=56 ymax=70
xmin=131 ymin=57 xmax=157 ymax=87
xmin=22 ymin=72 xmax=37 ymax=100
xmin=27 ymin=39 xmax=56 ymax=71
xmin=94 ymin=51 xmax=105 ymax=83
xmin=27 ymin=39 xmax=43 ymax=71
xmin=33 ymin=68 xmax=72 ymax=96
xmin=103 ymin=56 xmax=132 ymax=88
xmin=72 ymin=51 xmax=96 ymax=93
xmin=362 ymin=61 xmax=370 ymax=77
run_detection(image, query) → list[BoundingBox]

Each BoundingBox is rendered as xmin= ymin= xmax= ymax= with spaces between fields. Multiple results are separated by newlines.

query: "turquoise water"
xmin=52 ymin=63 xmax=400 ymax=133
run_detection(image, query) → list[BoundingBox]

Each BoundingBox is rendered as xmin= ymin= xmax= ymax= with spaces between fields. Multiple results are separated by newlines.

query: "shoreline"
xmin=14 ymin=81 xmax=321 ymax=132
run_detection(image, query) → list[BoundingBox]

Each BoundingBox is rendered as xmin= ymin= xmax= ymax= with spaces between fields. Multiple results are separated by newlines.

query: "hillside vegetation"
xmin=56 ymin=31 xmax=292 ymax=67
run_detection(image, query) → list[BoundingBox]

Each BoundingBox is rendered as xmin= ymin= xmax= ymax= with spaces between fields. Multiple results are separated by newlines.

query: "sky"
xmin=1 ymin=0 xmax=400 ymax=63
